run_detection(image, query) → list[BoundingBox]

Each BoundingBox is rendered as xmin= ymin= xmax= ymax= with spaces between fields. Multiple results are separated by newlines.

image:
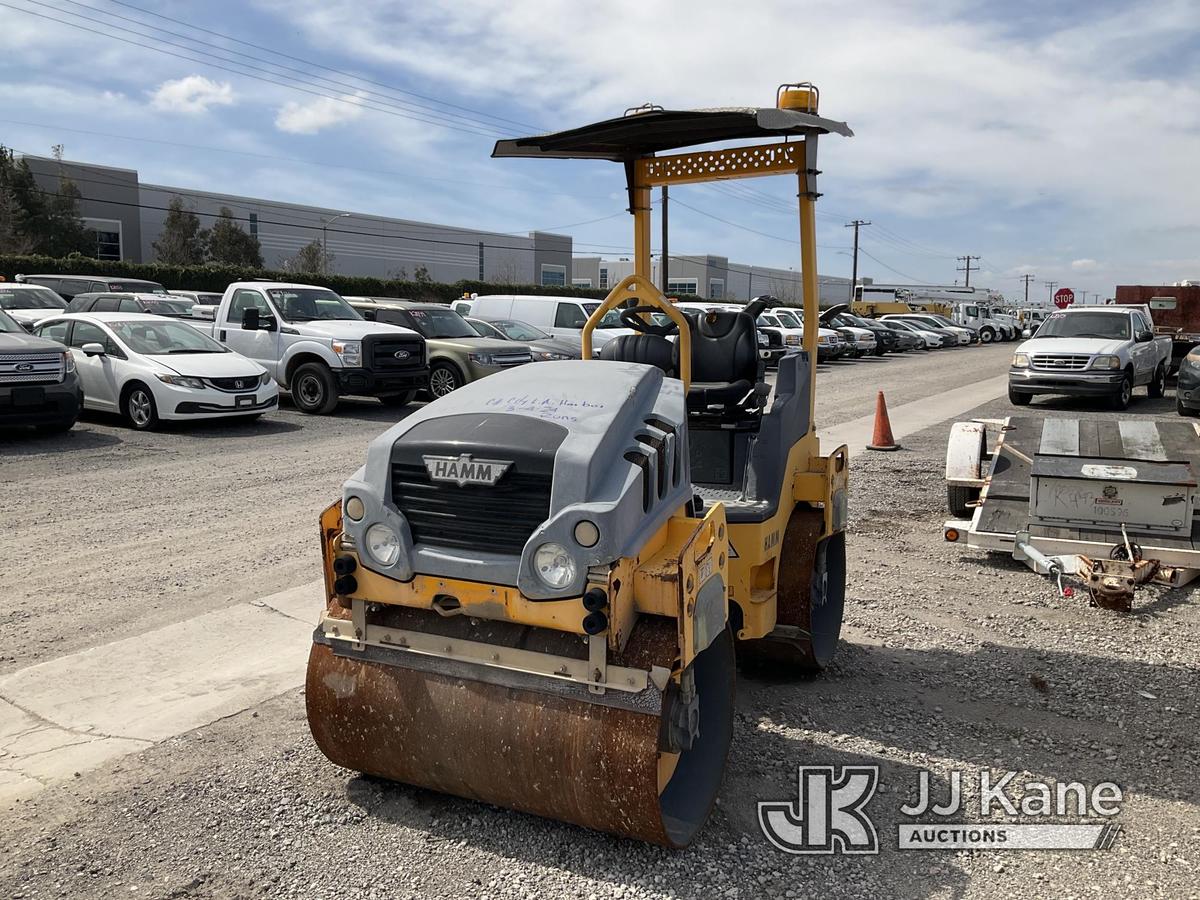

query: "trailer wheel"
xmin=947 ymin=484 xmax=980 ymax=518
xmin=1148 ymin=364 xmax=1166 ymax=399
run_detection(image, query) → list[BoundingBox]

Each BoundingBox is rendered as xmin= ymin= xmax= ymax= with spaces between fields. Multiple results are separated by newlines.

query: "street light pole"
xmin=321 ymin=212 xmax=350 ymax=274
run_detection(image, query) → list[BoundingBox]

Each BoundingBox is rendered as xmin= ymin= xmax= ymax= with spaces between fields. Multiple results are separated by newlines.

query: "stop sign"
xmin=1054 ymin=287 xmax=1075 ymax=309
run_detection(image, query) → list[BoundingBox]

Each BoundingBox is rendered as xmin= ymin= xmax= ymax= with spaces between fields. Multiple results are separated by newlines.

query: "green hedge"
xmin=0 ymin=254 xmax=610 ymax=304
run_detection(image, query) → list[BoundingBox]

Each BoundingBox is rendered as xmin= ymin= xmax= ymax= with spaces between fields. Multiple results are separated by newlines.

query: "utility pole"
xmin=1044 ymin=280 xmax=1058 ymax=303
xmin=660 ymin=185 xmax=669 ymax=295
xmin=321 ymin=212 xmax=350 ymax=274
xmin=1020 ymin=273 xmax=1036 ymax=304
xmin=845 ymin=220 xmax=870 ymax=300
xmin=956 ymin=255 xmax=980 ymax=287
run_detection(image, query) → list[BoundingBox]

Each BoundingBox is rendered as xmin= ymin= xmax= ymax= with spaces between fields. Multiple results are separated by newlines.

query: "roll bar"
xmin=582 ymin=274 xmax=692 ymax=391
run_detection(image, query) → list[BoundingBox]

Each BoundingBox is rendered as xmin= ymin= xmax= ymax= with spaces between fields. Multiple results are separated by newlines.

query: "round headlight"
xmin=534 ymin=542 xmax=577 ymax=589
xmin=365 ymin=523 xmax=401 ymax=566
xmin=345 ymin=496 xmax=365 ymax=521
xmin=573 ymin=520 xmax=600 ymax=548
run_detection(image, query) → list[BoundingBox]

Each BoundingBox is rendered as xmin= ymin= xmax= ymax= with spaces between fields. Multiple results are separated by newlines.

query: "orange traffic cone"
xmin=866 ymin=390 xmax=901 ymax=451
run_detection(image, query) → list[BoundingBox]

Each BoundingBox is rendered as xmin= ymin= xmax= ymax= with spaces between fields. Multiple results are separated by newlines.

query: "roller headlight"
xmin=365 ymin=523 xmax=401 ymax=566
xmin=156 ymin=373 xmax=206 ymax=389
xmin=331 ymin=340 xmax=361 ymax=367
xmin=344 ymin=496 xmax=365 ymax=521
xmin=1090 ymin=355 xmax=1121 ymax=370
xmin=533 ymin=542 xmax=577 ymax=589
xmin=1012 ymin=353 xmax=1030 ymax=368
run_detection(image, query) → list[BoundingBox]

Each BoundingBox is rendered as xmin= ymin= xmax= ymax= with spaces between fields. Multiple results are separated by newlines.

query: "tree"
xmin=39 ymin=173 xmax=93 ymax=258
xmin=288 ymin=240 xmax=328 ymax=275
xmin=0 ymin=146 xmax=41 ymax=255
xmin=153 ymin=196 xmax=206 ymax=265
xmin=206 ymin=206 xmax=263 ymax=267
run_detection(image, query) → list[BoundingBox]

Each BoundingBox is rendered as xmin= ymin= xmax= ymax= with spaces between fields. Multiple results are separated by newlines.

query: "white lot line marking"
xmin=0 ymin=581 xmax=324 ymax=805
xmin=821 ymin=375 xmax=1008 ymax=457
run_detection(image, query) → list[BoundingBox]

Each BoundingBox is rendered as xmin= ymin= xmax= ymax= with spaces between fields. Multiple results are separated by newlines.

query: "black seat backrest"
xmin=599 ymin=333 xmax=678 ymax=376
xmin=690 ymin=310 xmax=759 ymax=385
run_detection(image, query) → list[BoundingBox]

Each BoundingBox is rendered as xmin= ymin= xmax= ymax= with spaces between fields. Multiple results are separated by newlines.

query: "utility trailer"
xmin=943 ymin=416 xmax=1200 ymax=610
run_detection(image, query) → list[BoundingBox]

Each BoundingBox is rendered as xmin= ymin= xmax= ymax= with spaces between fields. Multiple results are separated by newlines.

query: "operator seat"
xmin=686 ymin=309 xmax=761 ymax=412
xmin=599 ymin=333 xmax=678 ymax=375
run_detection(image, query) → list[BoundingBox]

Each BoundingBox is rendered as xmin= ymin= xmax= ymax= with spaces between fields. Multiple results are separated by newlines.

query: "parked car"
xmin=1176 ymin=346 xmax=1200 ymax=416
xmin=169 ymin=290 xmax=223 ymax=307
xmin=821 ymin=305 xmax=901 ymax=354
xmin=469 ymin=294 xmax=632 ymax=351
xmin=33 ymin=313 xmax=277 ymax=429
xmin=17 ymin=274 xmax=167 ymax=301
xmin=882 ymin=314 xmax=970 ymax=346
xmin=465 ymin=317 xmax=581 ymax=360
xmin=0 ymin=308 xmax=81 ymax=433
xmin=1009 ymin=306 xmax=1172 ymax=409
xmin=67 ymin=292 xmax=197 ymax=318
xmin=0 ymin=282 xmax=68 ymax=330
xmin=189 ymin=284 xmax=428 ymax=414
xmin=882 ymin=319 xmax=941 ymax=349
xmin=347 ymin=298 xmax=532 ymax=397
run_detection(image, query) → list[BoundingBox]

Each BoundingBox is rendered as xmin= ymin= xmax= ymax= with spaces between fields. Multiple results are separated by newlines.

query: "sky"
xmin=1 ymin=0 xmax=1198 ymax=304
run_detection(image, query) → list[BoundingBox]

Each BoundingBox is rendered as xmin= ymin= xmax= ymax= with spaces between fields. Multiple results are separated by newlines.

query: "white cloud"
xmin=150 ymin=75 xmax=234 ymax=114
xmin=1071 ymin=258 xmax=1099 ymax=271
xmin=274 ymin=92 xmax=367 ymax=134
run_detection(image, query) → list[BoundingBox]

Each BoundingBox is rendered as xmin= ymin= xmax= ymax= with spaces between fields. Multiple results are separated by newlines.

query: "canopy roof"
xmin=492 ymin=107 xmax=853 ymax=162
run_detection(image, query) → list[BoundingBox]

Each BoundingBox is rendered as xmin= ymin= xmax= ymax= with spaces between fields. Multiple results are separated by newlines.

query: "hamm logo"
xmin=423 ymin=454 xmax=512 ymax=487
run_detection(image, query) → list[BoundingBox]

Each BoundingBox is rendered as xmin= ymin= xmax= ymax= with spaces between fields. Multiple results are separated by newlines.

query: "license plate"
xmin=235 ymin=394 xmax=256 ymax=408
xmin=13 ymin=387 xmax=45 ymax=407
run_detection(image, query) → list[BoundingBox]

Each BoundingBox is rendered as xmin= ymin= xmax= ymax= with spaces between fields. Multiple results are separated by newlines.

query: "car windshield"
xmin=405 ymin=307 xmax=477 ymax=338
xmin=774 ymin=310 xmax=802 ymax=328
xmin=268 ymin=288 xmax=363 ymax=322
xmin=0 ymin=287 xmax=66 ymax=310
xmin=1036 ymin=311 xmax=1131 ymax=340
xmin=493 ymin=319 xmax=551 ymax=341
xmin=580 ymin=303 xmax=625 ymax=329
xmin=110 ymin=320 xmax=229 ymax=355
xmin=0 ymin=309 xmax=22 ymax=332
xmin=758 ymin=315 xmax=780 ymax=327
xmin=467 ymin=319 xmax=505 ymax=338
xmin=143 ymin=297 xmax=195 ymax=317
xmin=848 ymin=315 xmax=875 ymax=328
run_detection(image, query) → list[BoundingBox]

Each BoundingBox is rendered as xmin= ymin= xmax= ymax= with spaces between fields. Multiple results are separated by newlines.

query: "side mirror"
xmin=241 ymin=308 xmax=260 ymax=330
xmin=1136 ymin=330 xmax=1154 ymax=343
xmin=80 ymin=342 xmax=106 ymax=357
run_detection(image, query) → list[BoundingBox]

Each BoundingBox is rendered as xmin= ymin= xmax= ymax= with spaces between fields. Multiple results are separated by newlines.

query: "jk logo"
xmin=758 ymin=766 xmax=880 ymax=854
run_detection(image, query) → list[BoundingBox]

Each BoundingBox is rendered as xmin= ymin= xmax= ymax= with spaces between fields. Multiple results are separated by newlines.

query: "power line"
xmin=667 ymin=197 xmax=850 ymax=251
xmin=0 ymin=0 xmax=509 ymax=139
xmin=98 ymin=0 xmax=540 ymax=132
xmin=855 ymin=248 xmax=932 ymax=284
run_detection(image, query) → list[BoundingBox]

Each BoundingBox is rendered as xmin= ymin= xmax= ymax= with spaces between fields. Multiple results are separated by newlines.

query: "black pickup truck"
xmin=0 ymin=309 xmax=81 ymax=432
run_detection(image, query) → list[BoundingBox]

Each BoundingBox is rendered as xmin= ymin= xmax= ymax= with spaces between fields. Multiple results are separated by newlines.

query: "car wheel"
xmin=874 ymin=347 xmax=885 ymax=356
xmin=1110 ymin=373 xmax=1134 ymax=410
xmin=428 ymin=362 xmax=464 ymax=398
xmin=123 ymin=383 xmax=159 ymax=430
xmin=1148 ymin=363 xmax=1166 ymax=398
xmin=1177 ymin=395 xmax=1198 ymax=417
xmin=1008 ymin=385 xmax=1032 ymax=406
xmin=291 ymin=362 xmax=339 ymax=415
xmin=379 ymin=390 xmax=417 ymax=407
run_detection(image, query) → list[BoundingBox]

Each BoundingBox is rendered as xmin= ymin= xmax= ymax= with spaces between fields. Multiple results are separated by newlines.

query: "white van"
xmin=470 ymin=294 xmax=631 ymax=349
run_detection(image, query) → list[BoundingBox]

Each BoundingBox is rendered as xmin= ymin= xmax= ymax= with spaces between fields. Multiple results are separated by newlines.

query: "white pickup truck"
xmin=192 ymin=282 xmax=428 ymax=414
xmin=1008 ymin=305 xmax=1172 ymax=409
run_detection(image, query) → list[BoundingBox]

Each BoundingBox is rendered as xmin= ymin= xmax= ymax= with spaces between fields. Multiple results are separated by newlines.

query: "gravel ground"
xmin=7 ymin=344 xmax=1195 ymax=899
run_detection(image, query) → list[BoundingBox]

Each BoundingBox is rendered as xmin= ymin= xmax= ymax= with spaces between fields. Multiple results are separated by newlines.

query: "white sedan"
xmin=32 ymin=312 xmax=278 ymax=429
xmin=0 ymin=283 xmax=69 ymax=330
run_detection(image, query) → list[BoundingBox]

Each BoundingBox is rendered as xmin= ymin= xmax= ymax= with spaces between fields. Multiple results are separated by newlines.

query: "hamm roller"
xmin=306 ymin=82 xmax=853 ymax=846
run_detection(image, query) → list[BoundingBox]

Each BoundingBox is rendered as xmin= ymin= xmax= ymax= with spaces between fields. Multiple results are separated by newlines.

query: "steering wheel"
xmin=619 ymin=304 xmax=679 ymax=337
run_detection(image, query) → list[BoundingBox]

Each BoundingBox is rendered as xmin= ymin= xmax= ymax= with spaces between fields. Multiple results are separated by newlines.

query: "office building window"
xmin=708 ymin=278 xmax=725 ymax=300
xmin=249 ymin=212 xmax=258 ymax=236
xmin=572 ymin=278 xmax=592 ymax=288
xmin=478 ymin=242 xmax=485 ymax=280
xmin=83 ymin=218 xmax=121 ymax=260
xmin=667 ymin=278 xmax=698 ymax=295
xmin=541 ymin=264 xmax=566 ymax=286
xmin=598 ymin=267 xmax=608 ymax=289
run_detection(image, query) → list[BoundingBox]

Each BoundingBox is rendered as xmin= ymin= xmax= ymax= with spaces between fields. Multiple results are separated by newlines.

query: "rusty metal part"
xmin=738 ymin=508 xmax=844 ymax=673
xmin=305 ymin=616 xmax=735 ymax=847
xmin=1078 ymin=555 xmax=1160 ymax=612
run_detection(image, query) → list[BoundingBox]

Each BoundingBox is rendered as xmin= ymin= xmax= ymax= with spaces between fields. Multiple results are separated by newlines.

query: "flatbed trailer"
xmin=944 ymin=415 xmax=1200 ymax=609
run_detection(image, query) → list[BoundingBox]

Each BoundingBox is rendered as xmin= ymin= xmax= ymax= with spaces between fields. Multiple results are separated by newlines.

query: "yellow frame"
xmin=581 ymin=273 xmax=693 ymax=389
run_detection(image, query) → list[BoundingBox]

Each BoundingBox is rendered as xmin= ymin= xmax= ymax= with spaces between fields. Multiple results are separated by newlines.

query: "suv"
xmin=67 ymin=292 xmax=196 ymax=318
xmin=17 ymin=274 xmax=167 ymax=300
xmin=347 ymin=298 xmax=532 ymax=397
xmin=0 ymin=282 xmax=69 ymax=330
xmin=0 ymin=308 xmax=81 ymax=433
